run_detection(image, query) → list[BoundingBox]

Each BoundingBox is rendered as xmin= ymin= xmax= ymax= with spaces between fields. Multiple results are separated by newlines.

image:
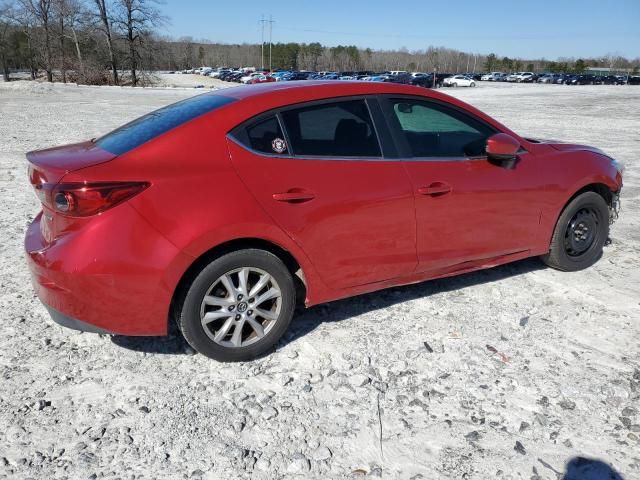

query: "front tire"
xmin=178 ymin=249 xmax=296 ymax=361
xmin=541 ymin=192 xmax=609 ymax=271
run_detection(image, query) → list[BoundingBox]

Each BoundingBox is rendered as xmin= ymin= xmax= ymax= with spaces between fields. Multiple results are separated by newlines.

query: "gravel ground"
xmin=0 ymin=79 xmax=639 ymax=480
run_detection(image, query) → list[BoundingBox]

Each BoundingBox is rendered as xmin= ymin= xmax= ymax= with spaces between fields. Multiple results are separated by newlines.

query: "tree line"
xmin=0 ymin=0 xmax=165 ymax=85
xmin=1 ymin=0 xmax=638 ymax=85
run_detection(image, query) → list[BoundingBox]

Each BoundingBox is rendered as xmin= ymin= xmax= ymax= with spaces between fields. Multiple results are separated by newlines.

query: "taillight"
xmin=34 ymin=181 xmax=149 ymax=217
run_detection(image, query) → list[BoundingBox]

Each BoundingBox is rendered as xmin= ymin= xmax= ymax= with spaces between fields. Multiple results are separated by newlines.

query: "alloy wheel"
xmin=199 ymin=267 xmax=282 ymax=348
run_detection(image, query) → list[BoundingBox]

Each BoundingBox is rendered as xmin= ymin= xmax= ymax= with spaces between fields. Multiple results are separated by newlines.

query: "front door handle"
xmin=272 ymin=190 xmax=315 ymax=203
xmin=417 ymin=182 xmax=452 ymax=197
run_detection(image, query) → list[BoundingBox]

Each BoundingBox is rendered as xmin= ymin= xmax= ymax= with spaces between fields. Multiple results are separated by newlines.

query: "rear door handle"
xmin=417 ymin=182 xmax=452 ymax=196
xmin=272 ymin=190 xmax=316 ymax=203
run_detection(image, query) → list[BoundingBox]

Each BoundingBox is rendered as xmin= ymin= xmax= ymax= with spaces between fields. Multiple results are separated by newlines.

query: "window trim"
xmin=378 ymin=94 xmax=502 ymax=161
xmin=228 ymin=95 xmax=389 ymax=161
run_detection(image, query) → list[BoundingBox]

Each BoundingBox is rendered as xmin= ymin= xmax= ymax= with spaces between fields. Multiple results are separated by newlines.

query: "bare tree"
xmin=64 ymin=0 xmax=86 ymax=79
xmin=52 ymin=0 xmax=68 ymax=81
xmin=0 ymin=1 xmax=14 ymax=81
xmin=18 ymin=0 xmax=53 ymax=81
xmin=92 ymin=0 xmax=118 ymax=84
xmin=114 ymin=0 xmax=163 ymax=86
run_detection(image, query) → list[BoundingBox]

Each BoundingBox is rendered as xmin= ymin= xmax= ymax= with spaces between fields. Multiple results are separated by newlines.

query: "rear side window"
xmin=280 ymin=100 xmax=381 ymax=157
xmin=96 ymin=94 xmax=235 ymax=155
xmin=245 ymin=116 xmax=288 ymax=155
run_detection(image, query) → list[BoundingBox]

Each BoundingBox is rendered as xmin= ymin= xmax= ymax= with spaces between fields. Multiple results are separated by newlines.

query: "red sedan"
xmin=248 ymin=74 xmax=276 ymax=84
xmin=25 ymin=81 xmax=623 ymax=361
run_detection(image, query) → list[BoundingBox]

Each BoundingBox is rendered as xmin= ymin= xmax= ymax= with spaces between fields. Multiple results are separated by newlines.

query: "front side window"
xmin=280 ymin=99 xmax=381 ymax=157
xmin=388 ymin=98 xmax=494 ymax=158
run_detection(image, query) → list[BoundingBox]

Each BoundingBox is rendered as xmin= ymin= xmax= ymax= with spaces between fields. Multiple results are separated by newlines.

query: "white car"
xmin=208 ymin=69 xmax=229 ymax=78
xmin=518 ymin=72 xmax=535 ymax=82
xmin=443 ymin=75 xmax=476 ymax=87
xmin=481 ymin=71 xmax=504 ymax=81
xmin=240 ymin=72 xmax=265 ymax=84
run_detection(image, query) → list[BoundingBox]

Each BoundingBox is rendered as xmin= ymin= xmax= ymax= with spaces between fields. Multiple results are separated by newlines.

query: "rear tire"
xmin=541 ymin=192 xmax=609 ymax=271
xmin=178 ymin=249 xmax=296 ymax=361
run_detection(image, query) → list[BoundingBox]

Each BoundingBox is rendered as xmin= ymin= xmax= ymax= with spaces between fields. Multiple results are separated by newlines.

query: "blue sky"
xmin=163 ymin=0 xmax=640 ymax=59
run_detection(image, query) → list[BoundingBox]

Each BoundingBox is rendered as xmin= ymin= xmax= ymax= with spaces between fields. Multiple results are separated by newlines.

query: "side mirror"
xmin=486 ymin=133 xmax=521 ymax=169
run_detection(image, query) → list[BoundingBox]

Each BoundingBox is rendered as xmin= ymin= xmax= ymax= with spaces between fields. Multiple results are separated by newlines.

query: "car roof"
xmin=196 ymin=80 xmax=521 ymax=143
xmin=213 ymin=80 xmax=451 ymax=103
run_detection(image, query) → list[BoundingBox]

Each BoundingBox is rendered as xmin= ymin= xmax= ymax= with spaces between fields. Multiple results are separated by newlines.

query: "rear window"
xmin=95 ymin=94 xmax=235 ymax=155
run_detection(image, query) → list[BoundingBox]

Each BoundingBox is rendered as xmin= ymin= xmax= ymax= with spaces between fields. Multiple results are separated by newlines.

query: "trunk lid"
xmin=27 ymin=140 xmax=117 ymax=185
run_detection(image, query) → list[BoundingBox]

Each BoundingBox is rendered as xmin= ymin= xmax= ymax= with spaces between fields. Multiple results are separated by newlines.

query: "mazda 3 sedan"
xmin=25 ymin=81 xmax=623 ymax=361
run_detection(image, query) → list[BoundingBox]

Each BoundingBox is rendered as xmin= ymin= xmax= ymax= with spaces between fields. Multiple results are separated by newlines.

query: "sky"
xmin=162 ymin=0 xmax=640 ymax=59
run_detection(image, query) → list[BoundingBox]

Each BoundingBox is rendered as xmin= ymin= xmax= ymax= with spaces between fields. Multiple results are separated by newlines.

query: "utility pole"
xmin=268 ymin=16 xmax=274 ymax=72
xmin=260 ymin=15 xmax=265 ymax=70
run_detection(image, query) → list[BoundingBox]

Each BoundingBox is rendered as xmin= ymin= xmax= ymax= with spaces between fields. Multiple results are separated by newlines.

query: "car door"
xmin=227 ymin=98 xmax=417 ymax=290
xmin=380 ymin=96 xmax=546 ymax=274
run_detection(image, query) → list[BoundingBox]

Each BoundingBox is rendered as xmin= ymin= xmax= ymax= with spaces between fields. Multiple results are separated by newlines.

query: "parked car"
xmin=518 ymin=72 xmax=535 ymax=83
xmin=442 ymin=74 xmax=476 ymax=87
xmin=270 ymin=71 xmax=291 ymax=81
xmin=505 ymin=72 xmax=518 ymax=82
xmin=409 ymin=75 xmax=434 ymax=88
xmin=385 ymin=73 xmax=413 ymax=84
xmin=25 ymin=81 xmax=623 ymax=361
xmin=537 ymin=73 xmax=560 ymax=84
xmin=627 ymin=76 xmax=640 ymax=85
xmin=565 ymin=74 xmax=596 ymax=85
xmin=423 ymin=73 xmax=454 ymax=87
xmin=219 ymin=70 xmax=239 ymax=81
xmin=281 ymin=72 xmax=312 ymax=81
xmin=598 ymin=75 xmax=625 ymax=85
xmin=241 ymin=72 xmax=267 ymax=84
xmin=229 ymin=72 xmax=246 ymax=82
xmin=247 ymin=74 xmax=276 ymax=84
xmin=208 ymin=69 xmax=230 ymax=78
xmin=480 ymin=72 xmax=508 ymax=82
xmin=481 ymin=72 xmax=504 ymax=81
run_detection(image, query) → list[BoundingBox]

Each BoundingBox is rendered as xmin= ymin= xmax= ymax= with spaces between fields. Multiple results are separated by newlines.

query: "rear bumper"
xmin=25 ymin=204 xmax=192 ymax=336
xmin=45 ymin=306 xmax=116 ymax=334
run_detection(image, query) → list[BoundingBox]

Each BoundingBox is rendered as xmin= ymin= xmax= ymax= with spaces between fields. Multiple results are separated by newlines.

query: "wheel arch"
xmin=566 ymin=182 xmax=614 ymax=207
xmin=544 ymin=182 xmax=615 ymax=250
xmin=170 ymin=237 xmax=309 ymax=328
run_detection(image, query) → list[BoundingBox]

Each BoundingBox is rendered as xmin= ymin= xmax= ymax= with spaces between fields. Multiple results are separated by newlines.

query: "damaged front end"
xmin=609 ymin=190 xmax=621 ymax=225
